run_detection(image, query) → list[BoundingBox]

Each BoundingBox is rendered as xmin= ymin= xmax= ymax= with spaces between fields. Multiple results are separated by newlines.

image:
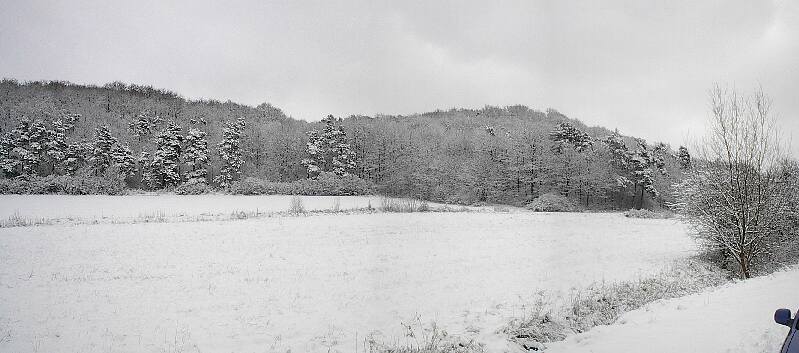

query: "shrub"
xmin=292 ymin=172 xmax=375 ymax=196
xmin=624 ymin=208 xmax=674 ymax=219
xmin=288 ymin=195 xmax=305 ymax=214
xmin=0 ymin=174 xmax=126 ymax=195
xmin=226 ymin=177 xmax=272 ymax=195
xmin=380 ymin=197 xmax=422 ymax=212
xmin=175 ymin=179 xmax=212 ymax=195
xmin=0 ymin=178 xmax=29 ymax=194
xmin=418 ymin=200 xmax=430 ymax=212
xmin=227 ymin=173 xmax=375 ymax=196
xmin=525 ymin=193 xmax=578 ymax=212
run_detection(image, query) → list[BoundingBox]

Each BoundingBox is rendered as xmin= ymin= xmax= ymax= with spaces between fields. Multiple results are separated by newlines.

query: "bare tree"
xmin=674 ymin=85 xmax=794 ymax=279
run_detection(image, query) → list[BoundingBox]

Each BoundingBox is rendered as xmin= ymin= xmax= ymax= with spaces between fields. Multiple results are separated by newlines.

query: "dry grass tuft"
xmin=365 ymin=318 xmax=484 ymax=353
xmin=288 ymin=195 xmax=306 ymax=214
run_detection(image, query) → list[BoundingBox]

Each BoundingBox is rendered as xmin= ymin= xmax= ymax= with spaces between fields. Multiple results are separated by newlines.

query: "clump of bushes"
xmin=288 ymin=195 xmax=305 ymax=214
xmin=174 ymin=179 xmax=212 ymax=195
xmin=525 ymin=193 xmax=578 ymax=212
xmin=379 ymin=197 xmax=432 ymax=212
xmin=624 ymin=208 xmax=674 ymax=219
xmin=228 ymin=172 xmax=375 ymax=196
xmin=0 ymin=174 xmax=126 ymax=195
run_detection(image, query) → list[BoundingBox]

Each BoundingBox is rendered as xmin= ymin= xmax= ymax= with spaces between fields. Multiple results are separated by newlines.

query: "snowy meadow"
xmin=0 ymin=195 xmax=700 ymax=353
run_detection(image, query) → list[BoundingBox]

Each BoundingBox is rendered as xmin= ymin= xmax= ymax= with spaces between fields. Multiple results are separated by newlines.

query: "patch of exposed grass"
xmin=365 ymin=318 xmax=484 ymax=353
xmin=0 ymin=211 xmax=52 ymax=228
xmin=504 ymin=257 xmax=730 ymax=350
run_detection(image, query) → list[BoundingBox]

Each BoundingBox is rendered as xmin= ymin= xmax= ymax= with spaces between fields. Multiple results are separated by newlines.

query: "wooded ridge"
xmin=0 ymin=79 xmax=690 ymax=209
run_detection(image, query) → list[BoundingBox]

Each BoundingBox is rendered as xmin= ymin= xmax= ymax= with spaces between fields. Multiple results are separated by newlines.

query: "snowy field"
xmin=0 ymin=195 xmax=699 ymax=352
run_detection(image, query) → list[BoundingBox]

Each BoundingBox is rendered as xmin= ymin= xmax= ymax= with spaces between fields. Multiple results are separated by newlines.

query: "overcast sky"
xmin=1 ymin=0 xmax=797 ymax=154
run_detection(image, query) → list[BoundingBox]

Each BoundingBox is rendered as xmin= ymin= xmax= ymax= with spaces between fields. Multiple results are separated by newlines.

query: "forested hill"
xmin=0 ymin=79 xmax=690 ymax=209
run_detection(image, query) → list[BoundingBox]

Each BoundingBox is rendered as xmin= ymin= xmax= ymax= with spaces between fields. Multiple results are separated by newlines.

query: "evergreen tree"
xmin=90 ymin=125 xmax=118 ymax=175
xmin=601 ymin=131 xmax=633 ymax=187
xmin=183 ymin=127 xmax=209 ymax=183
xmin=137 ymin=152 xmax=158 ymax=189
xmin=151 ymin=122 xmax=184 ymax=188
xmin=0 ymin=114 xmax=82 ymax=176
xmin=603 ymin=131 xmax=630 ymax=170
xmin=111 ymin=144 xmax=137 ymax=178
xmin=301 ymin=130 xmax=323 ymax=178
xmin=629 ymin=139 xmax=658 ymax=208
xmin=128 ymin=113 xmax=153 ymax=141
xmin=550 ymin=122 xmax=593 ymax=153
xmin=0 ymin=119 xmax=51 ymax=176
xmin=329 ymin=125 xmax=356 ymax=176
xmin=302 ymin=115 xmax=357 ymax=178
xmin=677 ymin=145 xmax=691 ymax=170
xmin=651 ymin=142 xmax=668 ymax=174
xmin=63 ymin=142 xmax=92 ymax=175
xmin=215 ymin=117 xmax=246 ymax=187
xmin=46 ymin=119 xmax=69 ymax=174
xmin=0 ymin=134 xmax=16 ymax=176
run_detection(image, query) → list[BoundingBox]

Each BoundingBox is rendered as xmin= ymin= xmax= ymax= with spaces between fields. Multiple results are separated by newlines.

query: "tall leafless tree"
xmin=674 ymin=85 xmax=794 ymax=279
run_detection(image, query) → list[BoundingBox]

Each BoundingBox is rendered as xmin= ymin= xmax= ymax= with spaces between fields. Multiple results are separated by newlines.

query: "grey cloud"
xmin=0 ymin=0 xmax=796 ymax=154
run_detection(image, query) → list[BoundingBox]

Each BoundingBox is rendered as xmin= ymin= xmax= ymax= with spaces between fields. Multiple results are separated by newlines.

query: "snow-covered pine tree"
xmin=302 ymin=115 xmax=357 ymax=178
xmin=651 ymin=142 xmax=668 ymax=175
xmin=61 ymin=112 xmax=80 ymax=131
xmin=603 ymin=131 xmax=630 ymax=166
xmin=90 ymin=125 xmax=118 ymax=175
xmin=129 ymin=113 xmax=154 ymax=141
xmin=151 ymin=122 xmax=184 ymax=188
xmin=0 ymin=134 xmax=17 ymax=176
xmin=183 ymin=127 xmax=208 ymax=183
xmin=63 ymin=142 xmax=92 ymax=175
xmin=677 ymin=145 xmax=691 ymax=170
xmin=45 ymin=119 xmax=69 ymax=174
xmin=137 ymin=151 xmax=158 ymax=189
xmin=27 ymin=119 xmax=49 ymax=174
xmin=3 ymin=118 xmax=51 ymax=176
xmin=330 ymin=125 xmax=356 ymax=176
xmin=549 ymin=122 xmax=593 ymax=153
xmin=629 ymin=139 xmax=658 ymax=208
xmin=601 ymin=131 xmax=635 ymax=190
xmin=111 ymin=144 xmax=137 ymax=178
xmin=301 ymin=129 xmax=323 ymax=178
xmin=215 ymin=117 xmax=246 ymax=187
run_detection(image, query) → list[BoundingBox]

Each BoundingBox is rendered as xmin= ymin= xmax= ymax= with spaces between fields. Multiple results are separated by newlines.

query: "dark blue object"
xmin=775 ymin=308 xmax=799 ymax=353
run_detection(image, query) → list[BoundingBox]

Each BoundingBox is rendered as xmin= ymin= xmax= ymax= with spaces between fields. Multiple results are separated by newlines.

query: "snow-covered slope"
xmin=548 ymin=267 xmax=799 ymax=353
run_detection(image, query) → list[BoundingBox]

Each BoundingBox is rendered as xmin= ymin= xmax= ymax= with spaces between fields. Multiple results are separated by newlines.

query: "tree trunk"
xmin=738 ymin=253 xmax=751 ymax=279
xmin=637 ymin=183 xmax=644 ymax=209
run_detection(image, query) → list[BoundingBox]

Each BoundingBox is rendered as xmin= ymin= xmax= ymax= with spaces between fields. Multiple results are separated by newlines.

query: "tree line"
xmin=1 ymin=79 xmax=689 ymax=209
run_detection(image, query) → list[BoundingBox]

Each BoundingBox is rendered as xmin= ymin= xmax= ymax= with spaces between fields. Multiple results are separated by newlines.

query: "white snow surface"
xmin=0 ymin=194 xmax=393 ymax=222
xmin=0 ymin=197 xmax=699 ymax=353
xmin=547 ymin=267 xmax=799 ymax=353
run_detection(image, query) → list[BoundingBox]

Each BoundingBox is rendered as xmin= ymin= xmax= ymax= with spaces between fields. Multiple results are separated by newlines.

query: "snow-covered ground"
xmin=547 ymin=267 xmax=799 ymax=353
xmin=0 ymin=194 xmax=388 ymax=222
xmin=0 ymin=197 xmax=698 ymax=353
